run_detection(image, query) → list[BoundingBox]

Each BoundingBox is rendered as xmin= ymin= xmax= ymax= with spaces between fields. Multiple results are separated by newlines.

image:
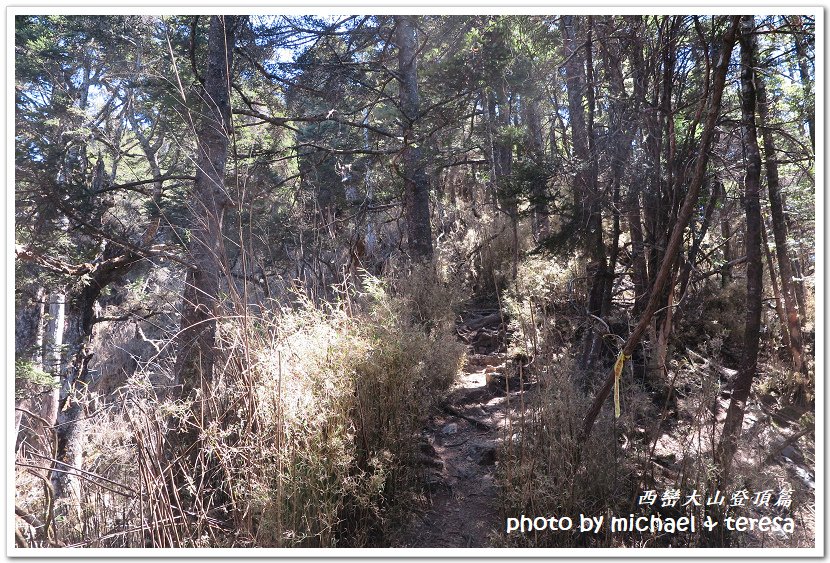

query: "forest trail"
xmin=393 ymin=309 xmax=518 ymax=548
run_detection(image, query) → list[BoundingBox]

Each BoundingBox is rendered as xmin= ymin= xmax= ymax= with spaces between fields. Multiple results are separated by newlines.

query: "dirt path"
xmin=392 ymin=311 xmax=517 ymax=548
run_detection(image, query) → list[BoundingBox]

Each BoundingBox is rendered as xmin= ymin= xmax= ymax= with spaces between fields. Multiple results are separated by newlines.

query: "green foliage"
xmin=13 ymin=13 xmax=816 ymax=549
xmin=15 ymin=360 xmax=56 ymax=400
xmin=504 ymin=159 xmax=553 ymax=203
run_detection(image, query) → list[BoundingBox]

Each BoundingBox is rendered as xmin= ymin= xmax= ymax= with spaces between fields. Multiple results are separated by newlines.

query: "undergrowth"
xmin=15 ymin=269 xmax=465 ymax=548
xmin=495 ymin=256 xmax=815 ymax=548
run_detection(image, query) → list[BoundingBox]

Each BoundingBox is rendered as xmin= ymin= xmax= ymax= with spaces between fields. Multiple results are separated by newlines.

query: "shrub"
xmin=674 ymin=281 xmax=746 ymax=367
xmin=20 ymin=270 xmax=466 ymax=548
xmin=501 ymin=255 xmax=583 ymax=357
xmin=197 ymin=273 xmax=466 ymax=546
xmin=498 ymin=349 xmax=641 ymax=548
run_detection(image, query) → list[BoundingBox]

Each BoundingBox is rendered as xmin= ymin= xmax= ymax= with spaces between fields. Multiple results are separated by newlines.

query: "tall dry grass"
xmin=496 ymin=260 xmax=815 ymax=548
xmin=15 ymin=270 xmax=465 ymax=548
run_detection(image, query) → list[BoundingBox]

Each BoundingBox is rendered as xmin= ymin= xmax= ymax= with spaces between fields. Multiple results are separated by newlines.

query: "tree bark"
xmin=600 ymin=16 xmax=639 ymax=316
xmin=581 ymin=16 xmax=740 ymax=439
xmin=561 ymin=15 xmax=608 ymax=369
xmin=646 ymin=18 xmax=682 ymax=385
xmin=523 ymin=97 xmax=549 ymax=241
xmin=716 ymin=15 xmax=765 ymax=475
xmin=755 ymin=60 xmax=805 ymax=375
xmin=167 ymin=17 xmax=238 ymax=531
xmin=14 ymin=284 xmax=46 ymax=450
xmin=627 ymin=16 xmax=650 ymax=316
xmin=677 ymin=180 xmax=720 ymax=301
xmin=788 ymin=15 xmax=814 ymax=149
xmin=51 ymin=293 xmax=93 ymax=524
xmin=720 ymin=180 xmax=734 ymax=287
xmin=51 ymin=248 xmax=142 ymax=523
xmin=174 ymin=16 xmax=237 ymax=391
xmin=395 ymin=15 xmax=433 ymax=260
xmin=761 ymin=217 xmax=790 ymax=350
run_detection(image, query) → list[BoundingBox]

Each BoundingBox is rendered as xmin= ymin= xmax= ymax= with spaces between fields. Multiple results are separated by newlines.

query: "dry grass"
xmin=14 ymin=270 xmax=465 ymax=548
xmin=494 ymin=260 xmax=816 ymax=549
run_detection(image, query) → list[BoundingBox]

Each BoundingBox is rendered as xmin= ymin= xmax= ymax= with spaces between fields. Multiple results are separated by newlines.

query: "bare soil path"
xmin=392 ymin=310 xmax=519 ymax=548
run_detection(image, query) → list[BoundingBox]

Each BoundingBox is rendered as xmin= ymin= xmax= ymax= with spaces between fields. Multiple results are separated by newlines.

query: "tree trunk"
xmin=395 ymin=15 xmax=433 ymax=260
xmin=790 ymin=252 xmax=808 ymax=321
xmin=482 ymin=31 xmax=517 ymax=278
xmin=627 ymin=17 xmax=650 ymax=316
xmin=43 ymin=281 xmax=68 ymax=417
xmin=51 ymin=291 xmax=94 ymax=527
xmin=646 ymin=18 xmax=682 ymax=385
xmin=175 ymin=15 xmax=237 ymax=391
xmin=716 ymin=15 xmax=764 ymax=476
xmin=494 ymin=88 xmax=517 ymax=279
xmin=601 ymin=16 xmax=639 ymax=316
xmin=677 ymin=180 xmax=720 ymax=301
xmin=166 ymin=18 xmax=239 ymax=534
xmin=761 ymin=217 xmax=790 ymax=350
xmin=581 ymin=16 xmax=740 ymax=439
xmin=561 ymin=15 xmax=607 ymax=369
xmin=523 ymin=97 xmax=549 ymax=241
xmin=755 ymin=60 xmax=805 ymax=376
xmin=51 ymin=247 xmax=142 ymax=527
xmin=788 ymin=15 xmax=814 ymax=149
xmin=15 ymin=284 xmax=46 ymax=449
xmin=720 ymin=180 xmax=734 ymax=287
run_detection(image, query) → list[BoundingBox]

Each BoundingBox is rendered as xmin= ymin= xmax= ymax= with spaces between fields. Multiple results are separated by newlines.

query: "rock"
xmin=418 ymin=452 xmax=444 ymax=469
xmin=424 ymin=471 xmax=449 ymax=493
xmin=780 ymin=445 xmax=798 ymax=460
xmin=420 ymin=440 xmax=438 ymax=457
xmin=463 ymin=312 xmax=502 ymax=331
xmin=477 ymin=447 xmax=497 ymax=466
xmin=417 ymin=437 xmax=443 ymax=468
xmin=469 ymin=442 xmax=497 ymax=465
xmin=442 ymin=422 xmax=458 ymax=435
xmin=486 ymin=371 xmax=507 ymax=392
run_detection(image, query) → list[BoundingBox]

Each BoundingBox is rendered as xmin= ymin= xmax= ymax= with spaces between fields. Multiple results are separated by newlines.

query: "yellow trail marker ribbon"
xmin=613 ymin=351 xmax=630 ymax=419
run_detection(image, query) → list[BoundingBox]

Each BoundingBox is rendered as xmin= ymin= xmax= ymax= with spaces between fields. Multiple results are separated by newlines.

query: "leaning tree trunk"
xmin=394 ymin=15 xmax=433 ymax=260
xmin=716 ymin=15 xmax=764 ymax=477
xmin=49 ymin=248 xmax=141 ymax=530
xmin=761 ymin=218 xmax=790 ymax=350
xmin=581 ymin=16 xmax=740 ymax=440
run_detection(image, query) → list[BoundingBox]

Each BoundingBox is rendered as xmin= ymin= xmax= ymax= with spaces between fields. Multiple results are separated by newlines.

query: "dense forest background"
xmin=14 ymin=14 xmax=816 ymax=549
